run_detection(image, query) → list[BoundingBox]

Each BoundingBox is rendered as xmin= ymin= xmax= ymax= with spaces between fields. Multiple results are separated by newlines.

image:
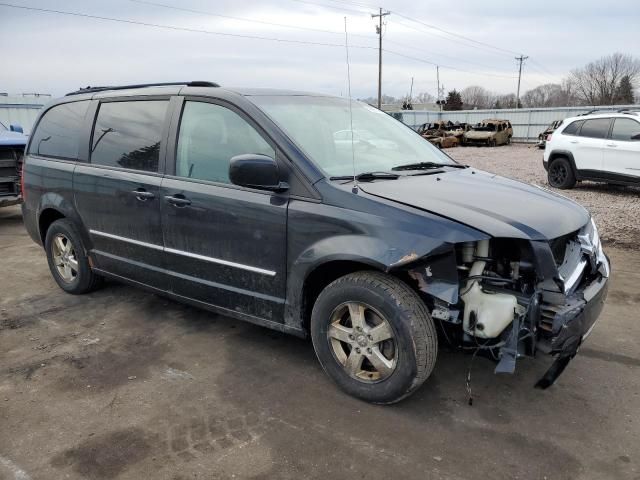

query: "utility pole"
xmin=436 ymin=65 xmax=441 ymax=111
xmin=515 ymin=55 xmax=528 ymax=109
xmin=372 ymin=8 xmax=390 ymax=109
xmin=409 ymin=76 xmax=414 ymax=104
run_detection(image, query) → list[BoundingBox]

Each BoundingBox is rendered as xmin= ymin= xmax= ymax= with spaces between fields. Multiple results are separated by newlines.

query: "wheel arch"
xmin=36 ymin=193 xmax=90 ymax=251
xmin=548 ymin=149 xmax=580 ymax=179
xmin=38 ymin=207 xmax=66 ymax=244
xmin=297 ymin=258 xmax=386 ymax=335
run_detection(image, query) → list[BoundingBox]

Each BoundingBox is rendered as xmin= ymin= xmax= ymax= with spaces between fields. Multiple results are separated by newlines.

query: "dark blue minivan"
xmin=22 ymin=82 xmax=610 ymax=403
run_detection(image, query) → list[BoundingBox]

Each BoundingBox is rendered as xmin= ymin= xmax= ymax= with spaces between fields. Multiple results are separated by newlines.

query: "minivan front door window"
xmin=176 ymin=101 xmax=275 ymax=184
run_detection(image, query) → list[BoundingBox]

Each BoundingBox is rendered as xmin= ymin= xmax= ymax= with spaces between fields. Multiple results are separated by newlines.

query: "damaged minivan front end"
xmin=400 ymin=218 xmax=609 ymax=388
xmin=358 ymin=168 xmax=610 ymax=388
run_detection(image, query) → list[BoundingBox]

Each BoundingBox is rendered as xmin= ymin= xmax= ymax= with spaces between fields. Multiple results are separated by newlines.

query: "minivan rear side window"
xmin=91 ymin=100 xmax=168 ymax=172
xmin=579 ymin=118 xmax=611 ymax=139
xmin=28 ymin=100 xmax=89 ymax=159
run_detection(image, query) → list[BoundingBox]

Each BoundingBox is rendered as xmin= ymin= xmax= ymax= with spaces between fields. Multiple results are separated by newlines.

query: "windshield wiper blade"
xmin=391 ymin=161 xmax=467 ymax=171
xmin=330 ymin=171 xmax=400 ymax=181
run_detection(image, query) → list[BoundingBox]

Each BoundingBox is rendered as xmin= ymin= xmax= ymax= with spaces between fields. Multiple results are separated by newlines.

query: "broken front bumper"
xmin=535 ymin=255 xmax=610 ymax=388
xmin=0 ymin=194 xmax=21 ymax=208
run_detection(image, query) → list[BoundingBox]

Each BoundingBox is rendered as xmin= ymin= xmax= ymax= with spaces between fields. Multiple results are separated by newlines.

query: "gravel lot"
xmin=1 ymin=187 xmax=640 ymax=479
xmin=447 ymin=144 xmax=640 ymax=247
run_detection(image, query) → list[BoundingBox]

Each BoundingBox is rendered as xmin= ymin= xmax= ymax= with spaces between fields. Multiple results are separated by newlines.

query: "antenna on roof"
xmin=344 ymin=17 xmax=358 ymax=194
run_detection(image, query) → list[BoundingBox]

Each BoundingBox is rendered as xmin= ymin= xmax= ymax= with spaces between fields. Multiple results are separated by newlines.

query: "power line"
xmin=289 ymin=0 xmax=374 ymax=15
xmin=294 ymin=0 xmax=525 ymax=58
xmin=391 ymin=11 xmax=522 ymax=57
xmin=129 ymin=0 xmax=375 ymax=39
xmin=0 ymin=2 xmax=378 ymax=49
xmin=384 ymin=37 xmax=514 ymax=72
xmin=384 ymin=49 xmax=518 ymax=79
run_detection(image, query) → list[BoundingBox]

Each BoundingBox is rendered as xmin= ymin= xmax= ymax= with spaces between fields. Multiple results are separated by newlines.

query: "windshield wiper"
xmin=391 ymin=161 xmax=467 ymax=171
xmin=330 ymin=171 xmax=400 ymax=182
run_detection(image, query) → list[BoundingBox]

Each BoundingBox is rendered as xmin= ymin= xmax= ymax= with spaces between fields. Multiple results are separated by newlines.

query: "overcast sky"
xmin=1 ymin=0 xmax=638 ymax=99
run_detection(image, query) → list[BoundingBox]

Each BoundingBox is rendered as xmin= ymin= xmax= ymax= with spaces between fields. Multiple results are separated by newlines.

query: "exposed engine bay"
xmin=405 ymin=218 xmax=610 ymax=389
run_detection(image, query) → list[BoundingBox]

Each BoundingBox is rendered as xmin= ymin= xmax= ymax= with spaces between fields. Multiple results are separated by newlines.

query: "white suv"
xmin=543 ymin=111 xmax=640 ymax=189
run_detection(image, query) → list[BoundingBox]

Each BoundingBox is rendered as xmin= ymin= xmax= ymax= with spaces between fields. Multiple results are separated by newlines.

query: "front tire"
xmin=45 ymin=219 xmax=103 ymax=294
xmin=310 ymin=271 xmax=437 ymax=404
xmin=548 ymin=157 xmax=576 ymax=189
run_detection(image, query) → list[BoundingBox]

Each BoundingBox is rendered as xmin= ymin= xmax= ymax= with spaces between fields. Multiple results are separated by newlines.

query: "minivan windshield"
xmin=249 ymin=96 xmax=457 ymax=177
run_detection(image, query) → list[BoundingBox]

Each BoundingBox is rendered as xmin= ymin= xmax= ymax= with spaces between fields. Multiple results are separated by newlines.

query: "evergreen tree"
xmin=615 ymin=75 xmax=635 ymax=104
xmin=443 ymin=90 xmax=463 ymax=111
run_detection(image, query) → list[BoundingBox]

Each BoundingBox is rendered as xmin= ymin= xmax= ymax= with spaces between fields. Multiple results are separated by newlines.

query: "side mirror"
xmin=229 ymin=154 xmax=288 ymax=192
xmin=10 ymin=124 xmax=23 ymax=133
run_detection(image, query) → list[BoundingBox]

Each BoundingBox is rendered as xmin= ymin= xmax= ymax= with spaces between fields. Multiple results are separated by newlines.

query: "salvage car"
xmin=0 ymin=120 xmax=27 ymax=208
xmin=464 ymin=119 xmax=513 ymax=146
xmin=537 ymin=119 xmax=563 ymax=149
xmin=444 ymin=122 xmax=470 ymax=144
xmin=22 ymin=82 xmax=609 ymax=404
xmin=418 ymin=121 xmax=458 ymax=148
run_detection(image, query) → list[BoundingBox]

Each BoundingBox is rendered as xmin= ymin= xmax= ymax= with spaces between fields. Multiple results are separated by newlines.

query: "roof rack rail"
xmin=577 ymin=109 xmax=602 ymax=116
xmin=65 ymin=81 xmax=220 ymax=96
xmin=617 ymin=108 xmax=639 ymax=115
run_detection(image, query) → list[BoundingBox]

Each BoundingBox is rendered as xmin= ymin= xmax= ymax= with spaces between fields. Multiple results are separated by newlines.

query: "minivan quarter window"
xmin=579 ymin=118 xmax=611 ymax=139
xmin=176 ymin=101 xmax=275 ymax=184
xmin=28 ymin=100 xmax=89 ymax=159
xmin=610 ymin=118 xmax=640 ymax=141
xmin=91 ymin=100 xmax=168 ymax=172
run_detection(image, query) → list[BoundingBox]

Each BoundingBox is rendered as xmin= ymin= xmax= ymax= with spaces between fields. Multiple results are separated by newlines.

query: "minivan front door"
xmin=74 ymin=99 xmax=171 ymax=289
xmin=160 ymin=99 xmax=287 ymax=323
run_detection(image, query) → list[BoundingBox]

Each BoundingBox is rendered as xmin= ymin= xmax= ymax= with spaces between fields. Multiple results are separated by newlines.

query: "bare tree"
xmin=461 ymin=85 xmax=493 ymax=109
xmin=414 ymin=91 xmax=435 ymax=104
xmin=569 ymin=53 xmax=640 ymax=105
xmin=494 ymin=93 xmax=519 ymax=109
xmin=522 ymin=83 xmax=563 ymax=107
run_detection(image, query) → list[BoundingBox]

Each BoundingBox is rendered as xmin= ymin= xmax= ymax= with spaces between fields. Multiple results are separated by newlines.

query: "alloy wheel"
xmin=549 ymin=163 xmax=568 ymax=186
xmin=51 ymin=233 xmax=78 ymax=282
xmin=327 ymin=302 xmax=397 ymax=382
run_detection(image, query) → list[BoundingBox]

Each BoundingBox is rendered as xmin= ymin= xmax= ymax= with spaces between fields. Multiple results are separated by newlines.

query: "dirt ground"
xmin=1 ymin=162 xmax=639 ymax=479
xmin=447 ymin=144 xmax=640 ymax=248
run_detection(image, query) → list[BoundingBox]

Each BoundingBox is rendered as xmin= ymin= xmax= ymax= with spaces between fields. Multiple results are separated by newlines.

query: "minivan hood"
xmin=359 ymin=168 xmax=589 ymax=240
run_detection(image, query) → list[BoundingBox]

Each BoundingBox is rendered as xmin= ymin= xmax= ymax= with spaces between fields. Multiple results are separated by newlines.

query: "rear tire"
xmin=548 ymin=157 xmax=576 ymax=189
xmin=45 ymin=219 xmax=103 ymax=294
xmin=310 ymin=271 xmax=437 ymax=404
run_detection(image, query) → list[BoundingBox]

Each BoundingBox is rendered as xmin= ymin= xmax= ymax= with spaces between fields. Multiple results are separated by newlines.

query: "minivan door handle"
xmin=164 ymin=194 xmax=192 ymax=207
xmin=132 ymin=189 xmax=155 ymax=201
